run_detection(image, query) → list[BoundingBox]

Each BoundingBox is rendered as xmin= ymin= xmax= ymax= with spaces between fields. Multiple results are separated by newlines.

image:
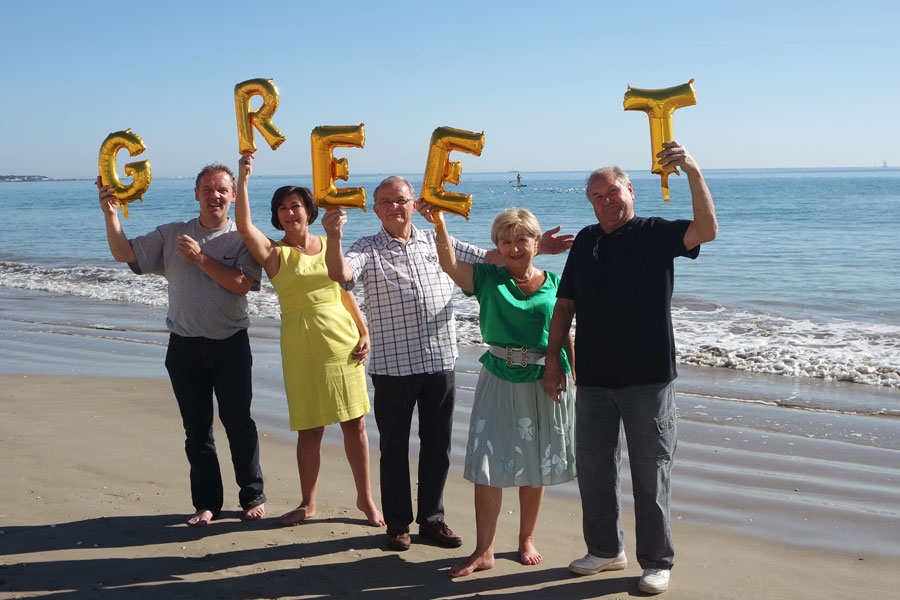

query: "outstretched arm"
xmin=321 ymin=209 xmax=355 ymax=284
xmin=235 ymin=153 xmax=280 ymax=277
xmin=433 ymin=212 xmax=474 ymax=293
xmin=657 ymin=141 xmax=718 ymax=250
xmin=96 ymin=177 xmax=137 ymax=264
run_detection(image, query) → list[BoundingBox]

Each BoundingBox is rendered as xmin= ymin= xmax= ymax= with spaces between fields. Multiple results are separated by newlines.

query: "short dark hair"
xmin=270 ymin=186 xmax=318 ymax=230
xmin=195 ymin=164 xmax=235 ymax=190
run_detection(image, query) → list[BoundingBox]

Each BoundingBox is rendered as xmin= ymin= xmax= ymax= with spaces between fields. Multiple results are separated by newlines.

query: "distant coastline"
xmin=0 ymin=175 xmax=90 ymax=182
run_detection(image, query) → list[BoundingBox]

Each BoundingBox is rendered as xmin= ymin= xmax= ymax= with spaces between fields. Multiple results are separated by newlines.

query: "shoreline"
xmin=2 ymin=373 xmax=898 ymax=599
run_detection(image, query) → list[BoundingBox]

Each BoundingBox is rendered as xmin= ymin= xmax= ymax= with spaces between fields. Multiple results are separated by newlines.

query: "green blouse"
xmin=466 ymin=262 xmax=571 ymax=383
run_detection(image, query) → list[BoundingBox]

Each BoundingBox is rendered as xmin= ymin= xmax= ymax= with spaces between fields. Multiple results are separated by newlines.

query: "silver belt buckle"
xmin=506 ymin=346 xmax=528 ymax=367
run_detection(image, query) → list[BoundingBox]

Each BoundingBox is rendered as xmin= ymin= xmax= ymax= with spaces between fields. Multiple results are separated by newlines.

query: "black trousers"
xmin=165 ymin=329 xmax=265 ymax=517
xmin=371 ymin=370 xmax=455 ymax=530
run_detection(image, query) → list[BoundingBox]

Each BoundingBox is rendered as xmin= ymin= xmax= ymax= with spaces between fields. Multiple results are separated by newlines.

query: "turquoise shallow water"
xmin=1 ymin=167 xmax=899 ymax=388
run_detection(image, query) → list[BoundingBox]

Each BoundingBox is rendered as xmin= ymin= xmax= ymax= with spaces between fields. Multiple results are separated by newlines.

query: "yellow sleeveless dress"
xmin=270 ymin=237 xmax=369 ymax=430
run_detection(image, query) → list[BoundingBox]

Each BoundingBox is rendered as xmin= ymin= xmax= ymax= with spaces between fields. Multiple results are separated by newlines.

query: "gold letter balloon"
xmin=623 ymin=79 xmax=697 ymax=202
xmin=97 ymin=129 xmax=152 ymax=219
xmin=234 ymin=78 xmax=287 ymax=154
xmin=310 ymin=124 xmax=367 ymax=211
xmin=420 ymin=126 xmax=485 ymax=220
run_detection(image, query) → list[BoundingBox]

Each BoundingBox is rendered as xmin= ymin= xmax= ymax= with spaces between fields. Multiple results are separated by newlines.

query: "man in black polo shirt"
xmin=543 ymin=141 xmax=717 ymax=595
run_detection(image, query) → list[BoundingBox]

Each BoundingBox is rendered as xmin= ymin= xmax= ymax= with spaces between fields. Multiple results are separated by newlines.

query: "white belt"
xmin=488 ymin=345 xmax=546 ymax=367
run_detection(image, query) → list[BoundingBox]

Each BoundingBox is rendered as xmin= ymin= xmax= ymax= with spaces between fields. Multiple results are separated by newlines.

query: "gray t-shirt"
xmin=129 ymin=218 xmax=261 ymax=339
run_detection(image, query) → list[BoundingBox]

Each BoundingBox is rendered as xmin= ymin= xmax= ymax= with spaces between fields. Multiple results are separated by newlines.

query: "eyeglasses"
xmin=375 ymin=197 xmax=414 ymax=207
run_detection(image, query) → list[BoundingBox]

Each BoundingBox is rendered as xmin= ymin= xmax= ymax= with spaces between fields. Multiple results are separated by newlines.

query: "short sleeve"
xmin=466 ymin=262 xmax=500 ymax=297
xmin=128 ymin=226 xmax=166 ymax=276
xmin=452 ymin=237 xmax=487 ymax=264
xmin=344 ymin=239 xmax=369 ymax=289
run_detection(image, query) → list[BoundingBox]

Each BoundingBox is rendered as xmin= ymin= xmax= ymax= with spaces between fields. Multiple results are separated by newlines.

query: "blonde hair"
xmin=490 ymin=208 xmax=541 ymax=245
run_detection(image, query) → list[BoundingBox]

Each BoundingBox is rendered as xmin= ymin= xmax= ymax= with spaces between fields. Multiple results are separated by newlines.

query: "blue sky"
xmin=2 ymin=0 xmax=898 ymax=178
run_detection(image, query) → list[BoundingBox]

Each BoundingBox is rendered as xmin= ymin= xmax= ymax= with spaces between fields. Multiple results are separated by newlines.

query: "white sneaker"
xmin=638 ymin=568 xmax=670 ymax=594
xmin=568 ymin=550 xmax=627 ymax=575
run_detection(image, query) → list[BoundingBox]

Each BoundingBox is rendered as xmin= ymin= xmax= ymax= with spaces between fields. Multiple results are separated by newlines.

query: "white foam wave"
xmin=3 ymin=261 xmax=898 ymax=388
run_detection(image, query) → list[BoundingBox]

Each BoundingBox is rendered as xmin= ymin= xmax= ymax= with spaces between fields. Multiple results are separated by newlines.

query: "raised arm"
xmin=96 ymin=177 xmax=138 ymax=264
xmin=657 ymin=141 xmax=718 ymax=250
xmin=235 ymin=153 xmax=281 ymax=277
xmin=542 ymin=297 xmax=576 ymax=399
xmin=321 ymin=209 xmax=355 ymax=284
xmin=433 ymin=212 xmax=474 ymax=293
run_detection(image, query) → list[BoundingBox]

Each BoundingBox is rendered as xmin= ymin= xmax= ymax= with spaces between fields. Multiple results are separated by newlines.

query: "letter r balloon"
xmin=623 ymin=79 xmax=697 ymax=202
xmin=234 ymin=78 xmax=287 ymax=154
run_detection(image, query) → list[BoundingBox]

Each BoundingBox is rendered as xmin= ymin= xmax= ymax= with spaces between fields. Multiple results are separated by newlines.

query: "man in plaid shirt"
xmin=323 ymin=176 xmax=572 ymax=551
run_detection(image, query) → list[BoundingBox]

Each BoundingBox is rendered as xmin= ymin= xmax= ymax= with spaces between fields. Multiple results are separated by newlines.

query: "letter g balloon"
xmin=97 ymin=129 xmax=152 ymax=219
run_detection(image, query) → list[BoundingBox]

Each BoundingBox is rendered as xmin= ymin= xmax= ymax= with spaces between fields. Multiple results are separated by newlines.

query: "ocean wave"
xmin=2 ymin=260 xmax=898 ymax=388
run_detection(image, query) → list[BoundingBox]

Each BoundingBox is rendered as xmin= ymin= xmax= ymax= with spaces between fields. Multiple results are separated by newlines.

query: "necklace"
xmin=510 ymin=267 xmax=534 ymax=283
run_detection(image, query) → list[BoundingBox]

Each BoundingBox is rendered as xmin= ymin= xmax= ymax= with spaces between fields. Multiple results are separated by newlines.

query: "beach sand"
xmin=1 ymin=287 xmax=899 ymax=598
xmin=0 ymin=376 xmax=897 ymax=599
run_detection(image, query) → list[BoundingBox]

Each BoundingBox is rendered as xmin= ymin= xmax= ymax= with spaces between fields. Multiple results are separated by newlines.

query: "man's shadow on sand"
xmin=0 ymin=515 xmax=645 ymax=599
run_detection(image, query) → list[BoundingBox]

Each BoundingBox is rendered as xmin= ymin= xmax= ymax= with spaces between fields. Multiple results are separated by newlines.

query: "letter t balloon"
xmin=623 ymin=79 xmax=697 ymax=202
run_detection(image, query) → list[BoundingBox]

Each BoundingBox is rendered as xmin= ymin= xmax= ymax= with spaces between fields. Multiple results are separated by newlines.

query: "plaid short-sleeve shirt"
xmin=345 ymin=225 xmax=486 ymax=376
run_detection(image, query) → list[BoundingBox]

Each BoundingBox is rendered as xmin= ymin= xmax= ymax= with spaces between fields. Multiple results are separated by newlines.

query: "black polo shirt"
xmin=557 ymin=216 xmax=698 ymax=388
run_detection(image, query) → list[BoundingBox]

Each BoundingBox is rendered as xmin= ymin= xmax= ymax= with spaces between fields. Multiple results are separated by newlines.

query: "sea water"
xmin=1 ymin=167 xmax=899 ymax=391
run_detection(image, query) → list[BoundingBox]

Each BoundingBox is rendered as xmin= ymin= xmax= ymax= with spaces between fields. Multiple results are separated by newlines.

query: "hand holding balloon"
xmin=96 ymin=177 xmax=121 ymax=217
xmin=656 ymin=141 xmax=699 ymax=176
xmin=321 ymin=208 xmax=349 ymax=238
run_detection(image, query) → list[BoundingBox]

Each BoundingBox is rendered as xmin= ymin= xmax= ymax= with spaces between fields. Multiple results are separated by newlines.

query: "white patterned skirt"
xmin=463 ymin=366 xmax=576 ymax=488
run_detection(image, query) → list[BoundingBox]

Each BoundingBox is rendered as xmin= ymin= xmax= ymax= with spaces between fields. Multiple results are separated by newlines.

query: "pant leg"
xmin=372 ymin=373 xmax=418 ymax=529
xmin=414 ymin=370 xmax=455 ymax=526
xmin=210 ymin=329 xmax=266 ymax=510
xmin=619 ymin=381 xmax=677 ymax=570
xmin=575 ymin=385 xmax=624 ymax=558
xmin=165 ymin=334 xmax=223 ymax=516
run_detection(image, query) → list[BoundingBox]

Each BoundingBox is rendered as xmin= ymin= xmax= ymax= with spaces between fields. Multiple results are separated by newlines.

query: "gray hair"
xmin=195 ymin=163 xmax=236 ymax=190
xmin=585 ymin=166 xmax=629 ymax=200
xmin=373 ymin=176 xmax=416 ymax=202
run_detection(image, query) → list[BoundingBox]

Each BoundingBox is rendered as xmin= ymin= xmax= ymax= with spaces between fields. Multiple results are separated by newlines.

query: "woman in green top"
xmin=432 ymin=207 xmax=576 ymax=577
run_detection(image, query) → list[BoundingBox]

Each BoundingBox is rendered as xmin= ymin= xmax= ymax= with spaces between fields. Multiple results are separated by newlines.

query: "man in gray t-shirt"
xmin=97 ymin=164 xmax=266 ymax=527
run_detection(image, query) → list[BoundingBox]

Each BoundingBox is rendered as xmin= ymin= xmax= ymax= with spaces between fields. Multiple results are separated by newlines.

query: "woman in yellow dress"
xmin=235 ymin=152 xmax=383 ymax=527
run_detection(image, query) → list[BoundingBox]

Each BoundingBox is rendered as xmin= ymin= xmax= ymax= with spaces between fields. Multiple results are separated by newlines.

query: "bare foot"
xmin=277 ymin=505 xmax=315 ymax=526
xmin=242 ymin=503 xmax=266 ymax=521
xmin=519 ymin=538 xmax=543 ymax=565
xmin=357 ymin=498 xmax=385 ymax=526
xmin=186 ymin=509 xmax=214 ymax=527
xmin=449 ymin=551 xmax=494 ymax=577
